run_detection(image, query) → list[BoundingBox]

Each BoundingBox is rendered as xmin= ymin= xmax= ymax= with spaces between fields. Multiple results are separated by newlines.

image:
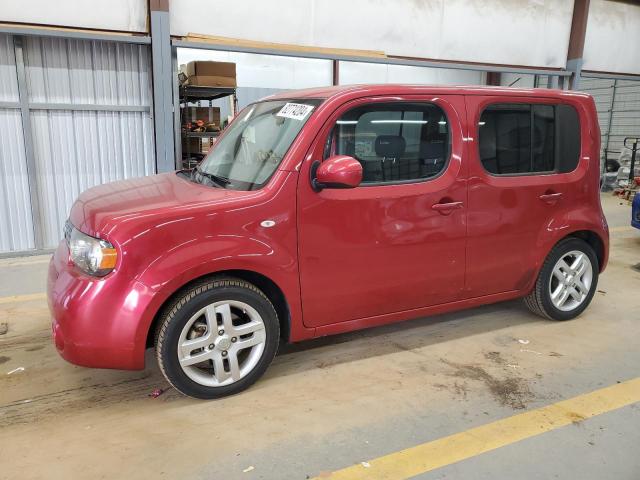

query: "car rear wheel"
xmin=524 ymin=238 xmax=599 ymax=321
xmin=156 ymin=277 xmax=279 ymax=399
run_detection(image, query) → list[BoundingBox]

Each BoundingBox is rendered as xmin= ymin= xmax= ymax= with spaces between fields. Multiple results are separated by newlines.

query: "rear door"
xmin=464 ymin=95 xmax=582 ymax=296
xmin=297 ymin=95 xmax=468 ymax=327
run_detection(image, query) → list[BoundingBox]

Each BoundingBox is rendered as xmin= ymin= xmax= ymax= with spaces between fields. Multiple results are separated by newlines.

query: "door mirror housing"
xmin=310 ymin=155 xmax=362 ymax=191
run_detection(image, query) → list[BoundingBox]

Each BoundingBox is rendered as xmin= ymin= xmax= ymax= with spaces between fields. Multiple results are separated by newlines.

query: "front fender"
xmin=132 ymin=231 xmax=307 ymax=347
xmin=119 ymin=173 xmax=312 ymax=359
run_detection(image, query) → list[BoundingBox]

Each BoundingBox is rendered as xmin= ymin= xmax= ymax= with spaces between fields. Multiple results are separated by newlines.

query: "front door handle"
xmin=539 ymin=192 xmax=563 ymax=204
xmin=431 ymin=201 xmax=464 ymax=214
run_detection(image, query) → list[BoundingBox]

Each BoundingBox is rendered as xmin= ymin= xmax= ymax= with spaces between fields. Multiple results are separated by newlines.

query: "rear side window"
xmin=478 ymin=103 xmax=580 ymax=175
xmin=325 ymin=102 xmax=451 ymax=184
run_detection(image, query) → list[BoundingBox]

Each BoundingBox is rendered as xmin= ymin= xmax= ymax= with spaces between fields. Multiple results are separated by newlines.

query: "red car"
xmin=48 ymin=85 xmax=609 ymax=399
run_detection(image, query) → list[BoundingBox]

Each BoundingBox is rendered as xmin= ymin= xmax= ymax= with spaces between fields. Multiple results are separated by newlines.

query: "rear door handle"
xmin=431 ymin=201 xmax=464 ymax=214
xmin=539 ymin=192 xmax=563 ymax=204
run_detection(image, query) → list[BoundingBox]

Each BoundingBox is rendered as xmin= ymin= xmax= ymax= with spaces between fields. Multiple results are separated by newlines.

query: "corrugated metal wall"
xmin=609 ymin=80 xmax=640 ymax=159
xmin=0 ymin=34 xmax=155 ymax=253
xmin=580 ymin=77 xmax=640 ymax=164
xmin=0 ymin=34 xmax=35 ymax=252
xmin=23 ymin=37 xmax=155 ymax=247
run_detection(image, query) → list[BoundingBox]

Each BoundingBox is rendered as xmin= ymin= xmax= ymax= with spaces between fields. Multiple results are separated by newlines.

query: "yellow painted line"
xmin=0 ymin=292 xmax=47 ymax=305
xmin=315 ymin=377 xmax=640 ymax=480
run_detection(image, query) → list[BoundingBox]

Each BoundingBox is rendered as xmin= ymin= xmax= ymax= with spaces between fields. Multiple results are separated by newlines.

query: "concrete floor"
xmin=0 ymin=194 xmax=638 ymax=480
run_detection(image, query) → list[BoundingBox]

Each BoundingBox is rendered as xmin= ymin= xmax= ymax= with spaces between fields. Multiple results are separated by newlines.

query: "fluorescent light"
xmin=370 ymin=120 xmax=428 ymax=124
xmin=438 ymin=121 xmax=447 ymax=125
xmin=336 ymin=120 xmax=358 ymax=125
xmin=478 ymin=121 xmax=486 ymax=126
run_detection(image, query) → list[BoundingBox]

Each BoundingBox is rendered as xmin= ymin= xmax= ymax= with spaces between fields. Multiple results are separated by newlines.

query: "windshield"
xmin=193 ymin=99 xmax=322 ymax=190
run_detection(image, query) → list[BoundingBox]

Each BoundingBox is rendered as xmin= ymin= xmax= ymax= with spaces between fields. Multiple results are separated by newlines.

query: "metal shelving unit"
xmin=179 ymin=85 xmax=237 ymax=169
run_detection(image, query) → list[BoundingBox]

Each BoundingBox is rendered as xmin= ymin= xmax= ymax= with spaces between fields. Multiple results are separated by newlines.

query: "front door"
xmin=297 ymin=95 xmax=468 ymax=328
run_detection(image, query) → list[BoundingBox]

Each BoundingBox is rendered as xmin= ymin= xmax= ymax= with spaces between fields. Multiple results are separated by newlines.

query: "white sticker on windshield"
xmin=276 ymin=103 xmax=315 ymax=121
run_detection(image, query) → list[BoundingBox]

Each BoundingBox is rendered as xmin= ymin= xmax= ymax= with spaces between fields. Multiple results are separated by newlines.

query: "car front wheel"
xmin=524 ymin=237 xmax=599 ymax=321
xmin=156 ymin=277 xmax=280 ymax=399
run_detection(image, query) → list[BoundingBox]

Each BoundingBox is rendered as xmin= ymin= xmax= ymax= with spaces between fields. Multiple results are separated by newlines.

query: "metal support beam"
xmin=0 ymin=24 xmax=150 ymax=44
xmin=173 ymin=39 xmax=572 ymax=78
xmin=172 ymin=46 xmax=182 ymax=169
xmin=150 ymin=0 xmax=175 ymax=173
xmin=603 ymin=79 xmax=618 ymax=164
xmin=582 ymin=71 xmax=640 ymax=82
xmin=566 ymin=58 xmax=583 ymax=90
xmin=13 ymin=36 xmax=44 ymax=249
xmin=566 ymin=0 xmax=589 ymax=90
xmin=0 ymin=101 xmax=19 ymax=109
xmin=332 ymin=60 xmax=340 ymax=85
xmin=28 ymin=103 xmax=150 ymax=112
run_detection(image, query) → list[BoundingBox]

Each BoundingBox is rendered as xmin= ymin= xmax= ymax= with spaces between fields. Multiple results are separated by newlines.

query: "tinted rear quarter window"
xmin=478 ymin=102 xmax=580 ymax=175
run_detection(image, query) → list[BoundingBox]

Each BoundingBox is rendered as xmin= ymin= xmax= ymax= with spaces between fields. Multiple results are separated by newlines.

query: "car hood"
xmin=69 ymin=172 xmax=260 ymax=238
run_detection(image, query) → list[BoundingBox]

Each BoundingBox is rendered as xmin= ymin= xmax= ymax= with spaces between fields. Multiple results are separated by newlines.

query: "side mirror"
xmin=310 ymin=155 xmax=362 ymax=191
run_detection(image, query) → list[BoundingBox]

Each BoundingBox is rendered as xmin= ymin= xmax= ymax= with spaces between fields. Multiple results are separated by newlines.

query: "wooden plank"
xmin=183 ymin=33 xmax=387 ymax=60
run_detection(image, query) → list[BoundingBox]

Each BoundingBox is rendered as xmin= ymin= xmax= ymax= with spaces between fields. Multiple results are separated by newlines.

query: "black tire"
xmin=605 ymin=159 xmax=620 ymax=173
xmin=156 ymin=277 xmax=280 ymax=399
xmin=524 ymin=237 xmax=599 ymax=321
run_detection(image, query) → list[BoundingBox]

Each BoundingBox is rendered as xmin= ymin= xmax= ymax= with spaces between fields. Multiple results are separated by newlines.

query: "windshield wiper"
xmin=193 ymin=168 xmax=231 ymax=187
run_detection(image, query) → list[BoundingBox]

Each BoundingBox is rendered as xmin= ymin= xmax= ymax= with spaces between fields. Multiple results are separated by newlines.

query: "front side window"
xmin=478 ymin=103 xmax=580 ymax=175
xmin=325 ymin=102 xmax=451 ymax=184
xmin=194 ymin=99 xmax=322 ymax=190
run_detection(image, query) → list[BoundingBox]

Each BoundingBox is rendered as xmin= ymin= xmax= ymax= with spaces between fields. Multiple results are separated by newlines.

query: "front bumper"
xmin=47 ymin=241 xmax=156 ymax=370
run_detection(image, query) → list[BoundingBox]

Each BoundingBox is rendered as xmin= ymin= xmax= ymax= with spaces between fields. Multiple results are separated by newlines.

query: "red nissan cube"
xmin=48 ymin=85 xmax=609 ymax=399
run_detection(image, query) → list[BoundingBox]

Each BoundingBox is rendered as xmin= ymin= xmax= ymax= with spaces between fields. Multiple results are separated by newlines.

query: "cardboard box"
xmin=185 ymin=61 xmax=236 ymax=87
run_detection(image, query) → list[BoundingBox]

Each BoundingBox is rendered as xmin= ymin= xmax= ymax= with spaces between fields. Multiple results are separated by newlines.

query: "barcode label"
xmin=276 ymin=103 xmax=315 ymax=121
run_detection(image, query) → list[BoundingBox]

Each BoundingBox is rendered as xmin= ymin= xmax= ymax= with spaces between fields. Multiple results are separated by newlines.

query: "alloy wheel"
xmin=548 ymin=250 xmax=593 ymax=312
xmin=177 ymin=300 xmax=266 ymax=387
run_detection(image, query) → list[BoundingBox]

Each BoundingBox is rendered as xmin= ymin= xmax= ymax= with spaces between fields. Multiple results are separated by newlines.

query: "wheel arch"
xmin=145 ymin=269 xmax=292 ymax=349
xmin=565 ymin=230 xmax=606 ymax=271
xmin=526 ymin=227 xmax=607 ymax=296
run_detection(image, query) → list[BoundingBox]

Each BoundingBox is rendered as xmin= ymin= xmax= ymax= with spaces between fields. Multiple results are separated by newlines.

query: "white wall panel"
xmin=178 ymin=48 xmax=332 ymax=89
xmin=339 ymin=62 xmax=388 ymax=85
xmin=583 ymin=0 xmax=640 ymax=75
xmin=339 ymin=62 xmax=483 ymax=85
xmin=0 ymin=0 xmax=148 ymax=33
xmin=171 ymin=0 xmax=573 ymax=68
xmin=24 ymin=37 xmax=154 ymax=247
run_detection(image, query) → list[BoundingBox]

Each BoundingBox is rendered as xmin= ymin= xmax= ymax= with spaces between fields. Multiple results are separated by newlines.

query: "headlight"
xmin=68 ymin=227 xmax=117 ymax=277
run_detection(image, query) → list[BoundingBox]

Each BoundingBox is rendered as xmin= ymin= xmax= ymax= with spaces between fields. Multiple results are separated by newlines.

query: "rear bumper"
xmin=47 ymin=241 xmax=156 ymax=370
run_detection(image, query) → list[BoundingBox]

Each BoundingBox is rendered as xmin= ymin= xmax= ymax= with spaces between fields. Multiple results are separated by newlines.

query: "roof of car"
xmin=265 ymin=84 xmax=591 ymax=101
